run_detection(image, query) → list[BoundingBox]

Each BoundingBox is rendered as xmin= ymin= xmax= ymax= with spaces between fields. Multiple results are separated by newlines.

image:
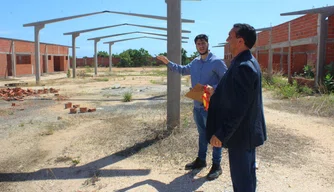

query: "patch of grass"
xmin=67 ymin=69 xmax=71 ymax=78
xmin=85 ymin=66 xmax=93 ymax=73
xmin=122 ymin=92 xmax=132 ymax=102
xmin=72 ymin=159 xmax=80 ymax=165
xmin=0 ymin=109 xmax=14 ymax=116
xmin=150 ymin=70 xmax=167 ymax=76
xmin=95 ymin=77 xmax=109 ymax=82
xmin=150 ymin=78 xmax=166 ymax=85
xmin=262 ymin=73 xmax=314 ymax=99
xmin=19 ymin=123 xmax=24 ymax=127
xmin=266 ymin=93 xmax=334 ymax=118
xmin=39 ymin=121 xmax=71 ymax=136
xmin=54 ymin=156 xmax=80 ymax=166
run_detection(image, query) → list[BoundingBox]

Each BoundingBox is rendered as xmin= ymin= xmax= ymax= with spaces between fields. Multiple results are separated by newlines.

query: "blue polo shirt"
xmin=167 ymin=52 xmax=227 ymax=108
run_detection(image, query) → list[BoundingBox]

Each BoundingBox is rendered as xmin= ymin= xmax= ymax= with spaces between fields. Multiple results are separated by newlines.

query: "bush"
xmin=302 ymin=64 xmax=315 ymax=78
xmin=67 ymin=69 xmax=71 ymax=78
xmin=262 ymin=73 xmax=314 ymax=99
xmin=122 ymin=92 xmax=132 ymax=102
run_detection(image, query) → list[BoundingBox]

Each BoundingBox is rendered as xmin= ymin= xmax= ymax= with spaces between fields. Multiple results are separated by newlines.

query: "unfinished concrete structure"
xmin=0 ymin=37 xmax=69 ymax=78
xmin=90 ymin=32 xmax=189 ymax=72
xmin=64 ymin=23 xmax=191 ymax=77
xmin=224 ymin=6 xmax=334 ymax=86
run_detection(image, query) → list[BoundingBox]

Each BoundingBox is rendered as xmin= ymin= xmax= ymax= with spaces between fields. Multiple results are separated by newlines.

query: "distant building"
xmin=0 ymin=37 xmax=70 ymax=78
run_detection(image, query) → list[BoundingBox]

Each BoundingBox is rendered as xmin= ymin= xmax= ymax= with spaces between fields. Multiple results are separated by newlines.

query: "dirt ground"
xmin=0 ymin=67 xmax=333 ymax=192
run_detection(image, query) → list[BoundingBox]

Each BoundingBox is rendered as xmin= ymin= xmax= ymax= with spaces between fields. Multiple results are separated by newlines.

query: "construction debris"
xmin=0 ymin=88 xmax=60 ymax=101
xmin=88 ymin=108 xmax=96 ymax=112
xmin=70 ymin=108 xmax=77 ymax=114
xmin=64 ymin=102 xmax=72 ymax=109
xmin=80 ymin=107 xmax=88 ymax=113
xmin=73 ymin=104 xmax=80 ymax=108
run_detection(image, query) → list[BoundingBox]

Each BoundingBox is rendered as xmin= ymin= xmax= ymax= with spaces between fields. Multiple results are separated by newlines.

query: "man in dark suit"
xmin=206 ymin=23 xmax=267 ymax=192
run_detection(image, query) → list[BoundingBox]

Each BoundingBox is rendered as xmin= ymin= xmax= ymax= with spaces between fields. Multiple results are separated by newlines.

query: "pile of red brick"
xmin=0 ymin=88 xmax=59 ymax=101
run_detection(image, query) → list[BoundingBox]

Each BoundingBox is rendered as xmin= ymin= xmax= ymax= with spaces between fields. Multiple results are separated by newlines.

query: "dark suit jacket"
xmin=206 ymin=50 xmax=267 ymax=149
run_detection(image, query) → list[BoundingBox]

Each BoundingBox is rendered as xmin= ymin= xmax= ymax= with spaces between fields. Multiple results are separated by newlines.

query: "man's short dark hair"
xmin=194 ymin=34 xmax=208 ymax=43
xmin=233 ymin=23 xmax=256 ymax=49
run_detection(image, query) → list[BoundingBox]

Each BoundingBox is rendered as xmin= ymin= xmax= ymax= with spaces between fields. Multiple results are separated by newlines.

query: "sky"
xmin=1 ymin=0 xmax=333 ymax=59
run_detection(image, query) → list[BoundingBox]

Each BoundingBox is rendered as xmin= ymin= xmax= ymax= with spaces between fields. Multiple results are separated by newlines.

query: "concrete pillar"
xmin=45 ymin=46 xmax=48 ymax=74
xmin=11 ymin=41 xmax=16 ymax=77
xmin=288 ymin=22 xmax=292 ymax=83
xmin=280 ymin=47 xmax=284 ymax=72
xmin=315 ymin=13 xmax=326 ymax=87
xmin=72 ymin=33 xmax=79 ymax=78
xmin=268 ymin=29 xmax=273 ymax=75
xmin=166 ymin=0 xmax=181 ymax=129
xmin=108 ymin=43 xmax=113 ymax=72
xmin=94 ymin=38 xmax=101 ymax=76
xmin=67 ymin=52 xmax=70 ymax=70
xmin=34 ymin=24 xmax=45 ymax=84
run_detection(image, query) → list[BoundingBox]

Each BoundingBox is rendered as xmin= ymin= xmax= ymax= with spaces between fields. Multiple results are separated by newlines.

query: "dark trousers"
xmin=228 ymin=148 xmax=256 ymax=192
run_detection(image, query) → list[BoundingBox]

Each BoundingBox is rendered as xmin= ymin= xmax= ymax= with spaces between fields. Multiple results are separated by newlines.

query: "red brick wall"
xmin=0 ymin=39 xmax=11 ymax=52
xmin=272 ymin=23 xmax=289 ymax=44
xmin=258 ymin=51 xmax=269 ymax=69
xmin=224 ymin=14 xmax=330 ymax=76
xmin=0 ymin=54 xmax=7 ymax=77
xmin=290 ymin=14 xmax=318 ymax=40
xmin=70 ymin=57 xmax=121 ymax=68
xmin=326 ymin=15 xmax=334 ymax=64
xmin=257 ymin=31 xmax=270 ymax=47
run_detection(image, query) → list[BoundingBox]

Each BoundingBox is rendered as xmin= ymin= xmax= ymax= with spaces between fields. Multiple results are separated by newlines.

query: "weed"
xmin=122 ymin=92 xmax=132 ymax=102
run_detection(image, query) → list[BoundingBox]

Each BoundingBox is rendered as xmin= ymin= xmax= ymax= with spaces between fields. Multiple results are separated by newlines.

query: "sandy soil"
xmin=0 ymin=68 xmax=333 ymax=192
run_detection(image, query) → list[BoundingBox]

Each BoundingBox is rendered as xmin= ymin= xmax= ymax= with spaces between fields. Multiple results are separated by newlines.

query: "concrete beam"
xmin=103 ymin=36 xmax=188 ymax=44
xmin=253 ymin=36 xmax=319 ymax=51
xmin=88 ymin=31 xmax=189 ymax=41
xmin=105 ymin=10 xmax=194 ymax=23
xmin=64 ymin=24 xmax=127 ymax=35
xmin=255 ymin=27 xmax=272 ymax=31
xmin=280 ymin=5 xmax=334 ymax=16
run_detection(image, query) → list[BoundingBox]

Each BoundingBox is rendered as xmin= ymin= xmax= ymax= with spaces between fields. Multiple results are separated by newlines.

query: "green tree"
xmin=190 ymin=51 xmax=199 ymax=59
xmin=158 ymin=52 xmax=167 ymax=56
xmin=118 ymin=51 xmax=133 ymax=67
xmin=97 ymin=51 xmax=109 ymax=58
xmin=112 ymin=53 xmax=120 ymax=58
xmin=138 ymin=48 xmax=151 ymax=66
xmin=181 ymin=48 xmax=189 ymax=65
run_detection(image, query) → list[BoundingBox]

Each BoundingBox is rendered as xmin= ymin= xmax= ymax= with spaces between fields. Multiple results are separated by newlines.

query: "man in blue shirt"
xmin=157 ymin=34 xmax=227 ymax=180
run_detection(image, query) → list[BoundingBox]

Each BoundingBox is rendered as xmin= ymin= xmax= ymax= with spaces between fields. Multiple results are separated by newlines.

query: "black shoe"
xmin=206 ymin=163 xmax=222 ymax=181
xmin=185 ymin=157 xmax=207 ymax=170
